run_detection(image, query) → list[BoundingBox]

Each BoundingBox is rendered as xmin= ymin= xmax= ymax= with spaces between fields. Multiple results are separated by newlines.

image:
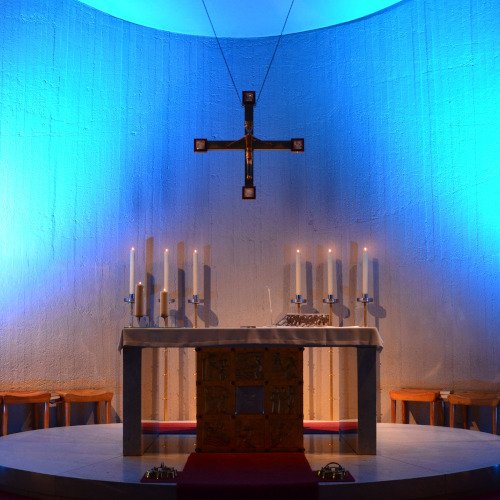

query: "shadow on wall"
xmin=368 ymin=259 xmax=386 ymax=329
xmin=175 ymin=242 xmax=219 ymax=328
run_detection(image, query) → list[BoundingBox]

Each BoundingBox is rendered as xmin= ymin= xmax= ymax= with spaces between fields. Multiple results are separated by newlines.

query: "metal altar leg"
xmin=123 ymin=346 xmax=142 ymax=456
xmin=357 ymin=347 xmax=377 ymax=454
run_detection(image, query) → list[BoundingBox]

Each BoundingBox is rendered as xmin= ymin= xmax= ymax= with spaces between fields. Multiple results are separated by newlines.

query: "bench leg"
xmin=64 ymin=402 xmax=71 ymax=426
xmin=105 ymin=401 xmax=111 ymax=424
xmin=402 ymin=400 xmax=409 ymax=424
xmin=43 ymin=402 xmax=49 ymax=429
xmin=2 ymin=403 xmax=7 ymax=436
xmin=430 ymin=401 xmax=435 ymax=426
xmin=492 ymin=407 xmax=497 ymax=435
xmin=391 ymin=399 xmax=396 ymax=423
xmin=450 ymin=403 xmax=455 ymax=428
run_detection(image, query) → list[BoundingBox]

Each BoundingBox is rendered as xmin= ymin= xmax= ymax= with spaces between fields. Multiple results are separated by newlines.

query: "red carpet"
xmin=141 ymin=420 xmax=358 ymax=435
xmin=177 ymin=452 xmax=318 ymax=500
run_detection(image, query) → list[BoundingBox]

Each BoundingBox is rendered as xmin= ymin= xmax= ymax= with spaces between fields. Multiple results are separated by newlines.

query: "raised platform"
xmin=0 ymin=423 xmax=498 ymax=499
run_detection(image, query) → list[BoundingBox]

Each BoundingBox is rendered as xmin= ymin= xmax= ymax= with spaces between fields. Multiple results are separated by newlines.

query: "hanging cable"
xmin=201 ymin=0 xmax=240 ymax=102
xmin=201 ymin=0 xmax=296 ymax=105
xmin=257 ymin=0 xmax=295 ymax=103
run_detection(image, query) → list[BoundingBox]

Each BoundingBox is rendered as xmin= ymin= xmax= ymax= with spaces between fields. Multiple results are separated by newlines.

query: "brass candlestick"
xmin=124 ymin=293 xmax=135 ymax=327
xmin=291 ymin=294 xmax=307 ymax=313
xmin=322 ymin=294 xmax=339 ymax=326
xmin=357 ymin=294 xmax=374 ymax=327
xmin=188 ymin=295 xmax=203 ymax=328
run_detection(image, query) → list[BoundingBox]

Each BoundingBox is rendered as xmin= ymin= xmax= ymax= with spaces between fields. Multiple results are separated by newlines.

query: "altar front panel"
xmin=196 ymin=347 xmax=303 ymax=452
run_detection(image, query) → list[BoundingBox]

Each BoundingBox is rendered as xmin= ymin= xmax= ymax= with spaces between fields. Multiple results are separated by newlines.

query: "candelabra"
xmin=291 ymin=294 xmax=307 ymax=313
xmin=124 ymin=293 xmax=135 ymax=327
xmin=188 ymin=295 xmax=204 ymax=328
xmin=322 ymin=294 xmax=339 ymax=326
xmin=356 ymin=293 xmax=373 ymax=327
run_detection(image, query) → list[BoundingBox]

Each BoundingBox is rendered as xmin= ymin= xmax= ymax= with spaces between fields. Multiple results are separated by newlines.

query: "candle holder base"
xmin=188 ymin=295 xmax=204 ymax=305
xmin=356 ymin=294 xmax=374 ymax=304
xmin=291 ymin=294 xmax=307 ymax=313
xmin=322 ymin=295 xmax=339 ymax=305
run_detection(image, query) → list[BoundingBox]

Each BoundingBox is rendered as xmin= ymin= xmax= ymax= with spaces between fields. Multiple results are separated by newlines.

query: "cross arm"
xmin=194 ymin=137 xmax=304 ymax=152
xmin=194 ymin=138 xmax=245 ymax=152
xmin=252 ymin=137 xmax=304 ymax=152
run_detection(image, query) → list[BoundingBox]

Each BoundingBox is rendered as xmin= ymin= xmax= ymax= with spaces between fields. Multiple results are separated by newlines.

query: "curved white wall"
xmin=0 ymin=0 xmax=498 ymax=426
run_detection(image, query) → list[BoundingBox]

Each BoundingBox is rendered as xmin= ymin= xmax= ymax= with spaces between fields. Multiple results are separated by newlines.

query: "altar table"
xmin=119 ymin=327 xmax=383 ymax=456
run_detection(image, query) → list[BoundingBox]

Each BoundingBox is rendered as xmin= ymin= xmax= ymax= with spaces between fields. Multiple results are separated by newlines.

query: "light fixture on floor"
xmin=317 ymin=461 xmax=349 ymax=481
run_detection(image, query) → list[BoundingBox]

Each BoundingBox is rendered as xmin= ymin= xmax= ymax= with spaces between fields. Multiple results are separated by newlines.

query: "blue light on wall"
xmin=0 ymin=0 xmax=498 ymax=366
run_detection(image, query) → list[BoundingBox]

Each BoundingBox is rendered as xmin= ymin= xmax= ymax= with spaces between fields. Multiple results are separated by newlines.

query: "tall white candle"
xmin=163 ymin=248 xmax=169 ymax=293
xmin=193 ymin=249 xmax=198 ymax=296
xmin=129 ymin=247 xmax=135 ymax=295
xmin=327 ymin=248 xmax=333 ymax=295
xmin=362 ymin=247 xmax=368 ymax=295
xmin=295 ymin=249 xmax=301 ymax=295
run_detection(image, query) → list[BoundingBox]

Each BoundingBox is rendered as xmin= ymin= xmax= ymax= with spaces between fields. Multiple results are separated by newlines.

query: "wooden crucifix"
xmin=194 ymin=91 xmax=304 ymax=199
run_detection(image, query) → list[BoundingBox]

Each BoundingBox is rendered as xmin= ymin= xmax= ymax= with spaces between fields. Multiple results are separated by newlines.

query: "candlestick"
xmin=295 ymin=249 xmax=301 ymax=295
xmin=188 ymin=294 xmax=204 ymax=328
xmin=356 ymin=293 xmax=374 ymax=327
xmin=193 ymin=249 xmax=198 ymax=296
xmin=327 ymin=248 xmax=334 ymax=296
xmin=134 ymin=282 xmax=144 ymax=318
xmin=322 ymin=294 xmax=339 ymax=326
xmin=123 ymin=292 xmax=135 ymax=327
xmin=163 ymin=248 xmax=169 ymax=293
xmin=129 ymin=247 xmax=135 ymax=295
xmin=362 ymin=247 xmax=368 ymax=295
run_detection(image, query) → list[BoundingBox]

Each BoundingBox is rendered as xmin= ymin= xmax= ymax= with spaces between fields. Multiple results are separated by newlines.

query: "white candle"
xmin=295 ymin=249 xmax=301 ymax=295
xmin=193 ymin=249 xmax=198 ymax=296
xmin=129 ymin=247 xmax=135 ymax=295
xmin=163 ymin=248 xmax=169 ymax=293
xmin=362 ymin=247 xmax=368 ymax=295
xmin=327 ymin=248 xmax=333 ymax=295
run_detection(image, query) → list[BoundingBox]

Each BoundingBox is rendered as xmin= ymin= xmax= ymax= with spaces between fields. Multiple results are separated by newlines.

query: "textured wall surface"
xmin=0 ymin=0 xmax=498 ymax=426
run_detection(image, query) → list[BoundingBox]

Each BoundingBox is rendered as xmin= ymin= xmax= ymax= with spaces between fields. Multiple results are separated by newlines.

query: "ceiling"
xmin=77 ymin=0 xmax=403 ymax=38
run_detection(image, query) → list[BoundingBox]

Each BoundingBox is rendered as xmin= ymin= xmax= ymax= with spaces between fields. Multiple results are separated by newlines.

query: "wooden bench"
xmin=56 ymin=389 xmax=113 ymax=426
xmin=389 ymin=389 xmax=442 ymax=425
xmin=448 ymin=392 xmax=499 ymax=435
xmin=1 ymin=391 xmax=51 ymax=436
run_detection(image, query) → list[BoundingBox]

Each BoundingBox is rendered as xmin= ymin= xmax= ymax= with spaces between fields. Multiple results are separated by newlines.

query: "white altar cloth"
xmin=119 ymin=326 xmax=383 ymax=350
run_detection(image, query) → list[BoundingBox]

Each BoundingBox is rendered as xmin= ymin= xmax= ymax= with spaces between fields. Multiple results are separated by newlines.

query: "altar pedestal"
xmin=196 ymin=347 xmax=303 ymax=452
xmin=120 ymin=326 xmax=383 ymax=456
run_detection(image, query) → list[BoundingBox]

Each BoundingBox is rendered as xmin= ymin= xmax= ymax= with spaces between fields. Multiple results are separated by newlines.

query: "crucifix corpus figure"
xmin=194 ymin=90 xmax=304 ymax=199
